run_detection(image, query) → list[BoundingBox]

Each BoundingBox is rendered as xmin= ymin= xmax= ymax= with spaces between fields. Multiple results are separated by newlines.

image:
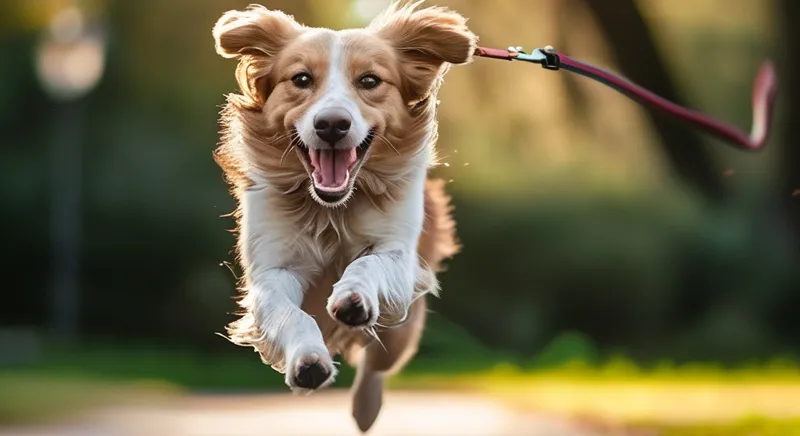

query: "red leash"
xmin=474 ymin=46 xmax=779 ymax=152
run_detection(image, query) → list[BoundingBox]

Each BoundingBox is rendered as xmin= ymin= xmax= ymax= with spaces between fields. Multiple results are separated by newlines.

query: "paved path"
xmin=1 ymin=390 xmax=607 ymax=436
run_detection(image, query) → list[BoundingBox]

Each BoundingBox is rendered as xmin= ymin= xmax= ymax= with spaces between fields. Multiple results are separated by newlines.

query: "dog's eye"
xmin=358 ymin=74 xmax=382 ymax=90
xmin=291 ymin=73 xmax=313 ymax=89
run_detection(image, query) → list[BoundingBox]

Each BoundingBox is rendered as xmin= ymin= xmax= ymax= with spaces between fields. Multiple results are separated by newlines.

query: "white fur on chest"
xmin=242 ymin=167 xmax=427 ymax=284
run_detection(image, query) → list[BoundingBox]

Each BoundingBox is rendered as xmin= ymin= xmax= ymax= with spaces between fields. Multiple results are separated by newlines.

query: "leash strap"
xmin=474 ymin=46 xmax=778 ymax=151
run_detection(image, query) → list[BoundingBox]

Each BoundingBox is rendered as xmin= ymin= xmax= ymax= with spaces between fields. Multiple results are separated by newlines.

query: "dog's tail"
xmin=418 ymin=177 xmax=460 ymax=273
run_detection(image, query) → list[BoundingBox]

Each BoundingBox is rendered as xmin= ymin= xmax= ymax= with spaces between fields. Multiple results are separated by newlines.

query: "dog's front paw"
xmin=285 ymin=346 xmax=337 ymax=393
xmin=328 ymin=284 xmax=378 ymax=328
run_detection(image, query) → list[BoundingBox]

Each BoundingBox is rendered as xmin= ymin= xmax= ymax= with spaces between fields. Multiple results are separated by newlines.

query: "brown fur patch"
xmin=419 ymin=178 xmax=461 ymax=273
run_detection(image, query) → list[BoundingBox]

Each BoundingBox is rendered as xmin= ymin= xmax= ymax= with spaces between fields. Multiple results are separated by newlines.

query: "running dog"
xmin=212 ymin=1 xmax=474 ymax=431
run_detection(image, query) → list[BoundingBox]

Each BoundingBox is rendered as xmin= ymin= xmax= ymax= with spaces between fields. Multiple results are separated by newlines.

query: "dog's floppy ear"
xmin=212 ymin=5 xmax=302 ymax=107
xmin=213 ymin=5 xmax=301 ymax=58
xmin=369 ymin=1 xmax=477 ymax=105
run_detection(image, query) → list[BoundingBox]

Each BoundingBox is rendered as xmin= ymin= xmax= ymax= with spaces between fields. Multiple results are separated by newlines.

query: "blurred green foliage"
xmin=435 ymin=188 xmax=800 ymax=362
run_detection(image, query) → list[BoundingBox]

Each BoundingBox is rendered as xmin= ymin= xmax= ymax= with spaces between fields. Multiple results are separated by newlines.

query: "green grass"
xmin=394 ymin=354 xmax=800 ymax=387
xmin=0 ymin=372 xmax=180 ymax=425
xmin=0 ymin=314 xmax=498 ymax=392
xmin=391 ymin=358 xmax=800 ymax=435
xmin=2 ymin=342 xmax=344 ymax=391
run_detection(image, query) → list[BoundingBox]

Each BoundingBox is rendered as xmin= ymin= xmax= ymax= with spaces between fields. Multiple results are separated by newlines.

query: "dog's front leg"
xmin=240 ymin=269 xmax=337 ymax=392
xmin=327 ymin=169 xmax=430 ymax=329
xmin=228 ymin=186 xmax=336 ymax=392
xmin=328 ymin=245 xmax=420 ymax=328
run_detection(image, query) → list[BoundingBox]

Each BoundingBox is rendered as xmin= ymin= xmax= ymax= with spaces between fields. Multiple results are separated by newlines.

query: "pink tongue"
xmin=310 ymin=148 xmax=357 ymax=189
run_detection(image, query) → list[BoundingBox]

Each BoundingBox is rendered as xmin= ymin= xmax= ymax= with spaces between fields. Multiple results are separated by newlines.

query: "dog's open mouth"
xmin=296 ymin=129 xmax=375 ymax=204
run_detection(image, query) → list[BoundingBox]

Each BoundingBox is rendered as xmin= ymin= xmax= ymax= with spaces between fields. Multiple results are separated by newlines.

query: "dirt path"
xmin=1 ymin=390 xmax=605 ymax=436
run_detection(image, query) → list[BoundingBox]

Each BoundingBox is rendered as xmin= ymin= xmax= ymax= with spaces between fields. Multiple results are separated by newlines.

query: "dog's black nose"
xmin=314 ymin=108 xmax=351 ymax=145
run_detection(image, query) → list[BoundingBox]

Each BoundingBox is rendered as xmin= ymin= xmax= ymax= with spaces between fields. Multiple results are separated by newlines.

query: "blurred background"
xmin=1 ymin=0 xmax=799 ymax=435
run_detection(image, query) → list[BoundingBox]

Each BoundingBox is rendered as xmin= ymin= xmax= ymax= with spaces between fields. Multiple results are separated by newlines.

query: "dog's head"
xmin=213 ymin=2 xmax=476 ymax=207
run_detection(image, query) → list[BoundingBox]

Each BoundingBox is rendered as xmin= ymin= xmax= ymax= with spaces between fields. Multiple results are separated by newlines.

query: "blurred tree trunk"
xmin=777 ymin=0 xmax=800 ymax=249
xmin=579 ymin=0 xmax=725 ymax=201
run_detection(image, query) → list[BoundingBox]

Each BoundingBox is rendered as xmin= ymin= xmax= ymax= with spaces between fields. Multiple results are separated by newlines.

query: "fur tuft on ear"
xmin=369 ymin=1 xmax=477 ymax=103
xmin=212 ymin=4 xmax=301 ymax=59
xmin=212 ymin=5 xmax=303 ymax=108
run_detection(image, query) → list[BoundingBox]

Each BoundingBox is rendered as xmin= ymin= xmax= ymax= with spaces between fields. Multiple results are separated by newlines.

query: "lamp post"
xmin=35 ymin=4 xmax=106 ymax=343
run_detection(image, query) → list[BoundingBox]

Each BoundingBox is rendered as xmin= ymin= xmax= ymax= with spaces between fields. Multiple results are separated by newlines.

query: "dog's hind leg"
xmin=350 ymin=177 xmax=459 ymax=432
xmin=350 ymin=297 xmax=427 ymax=433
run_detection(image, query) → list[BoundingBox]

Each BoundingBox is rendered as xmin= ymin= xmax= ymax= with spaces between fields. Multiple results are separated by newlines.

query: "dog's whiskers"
xmin=267 ymin=131 xmax=293 ymax=144
xmin=364 ymin=326 xmax=386 ymax=352
xmin=278 ymin=131 xmax=304 ymax=166
xmin=375 ymin=133 xmax=401 ymax=155
xmin=280 ymin=143 xmax=296 ymax=166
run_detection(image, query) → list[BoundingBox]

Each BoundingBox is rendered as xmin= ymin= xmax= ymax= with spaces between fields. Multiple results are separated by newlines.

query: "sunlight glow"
xmin=35 ymin=7 xmax=106 ymax=101
xmin=350 ymin=0 xmax=390 ymax=25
